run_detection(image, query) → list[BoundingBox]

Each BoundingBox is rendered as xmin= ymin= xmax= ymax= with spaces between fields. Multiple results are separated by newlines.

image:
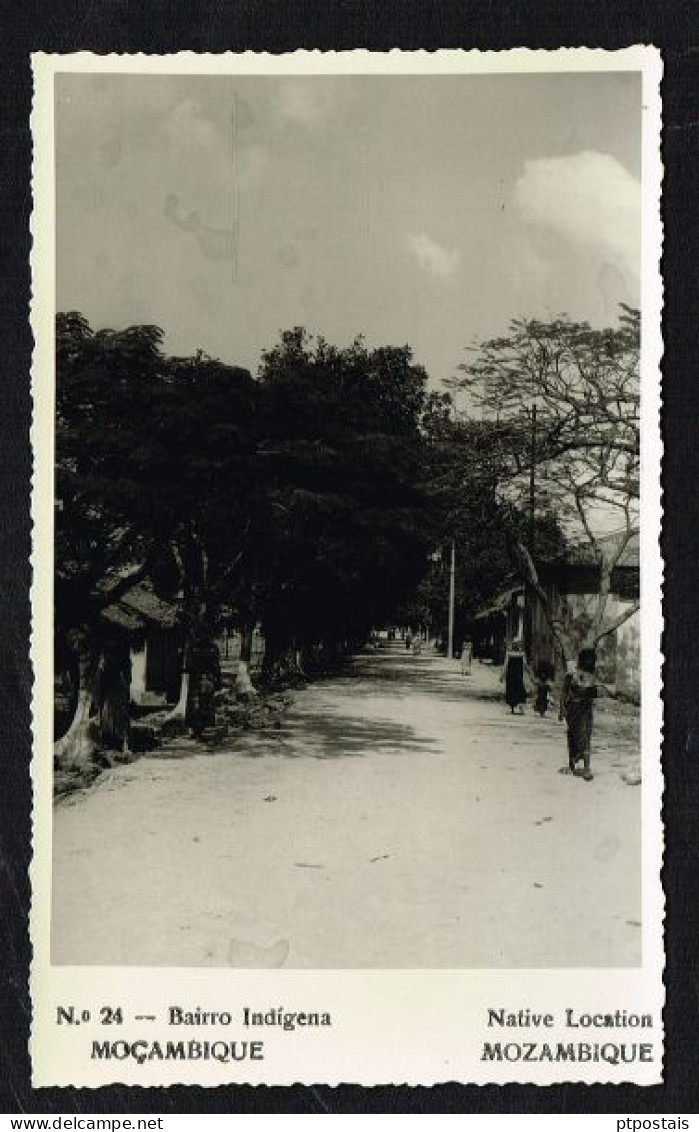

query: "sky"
xmin=55 ymin=70 xmax=642 ymax=385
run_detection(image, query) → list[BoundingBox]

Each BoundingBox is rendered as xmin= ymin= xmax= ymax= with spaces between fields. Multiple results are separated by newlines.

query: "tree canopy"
xmin=55 ymin=304 xmax=642 ymax=763
xmin=55 ymin=314 xmax=258 ymax=641
xmin=254 ymin=329 xmax=435 ymax=675
xmin=55 ymin=316 xmax=439 ymax=702
xmin=455 ymin=307 xmax=640 ymax=549
xmin=451 ymin=307 xmax=641 ymax=654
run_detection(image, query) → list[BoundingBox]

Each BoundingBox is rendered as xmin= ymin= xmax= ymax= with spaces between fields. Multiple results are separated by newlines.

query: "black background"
xmin=1 ymin=0 xmax=697 ymax=1115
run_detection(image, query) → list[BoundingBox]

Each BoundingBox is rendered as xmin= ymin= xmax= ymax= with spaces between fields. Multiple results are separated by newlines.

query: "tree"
xmin=55 ymin=314 xmax=174 ymax=767
xmin=412 ymin=400 xmax=566 ymax=650
xmin=155 ymin=352 xmax=258 ymax=707
xmin=454 ymin=307 xmax=640 ymax=663
xmin=55 ymin=315 xmax=258 ymax=764
xmin=254 ymin=329 xmax=435 ymax=682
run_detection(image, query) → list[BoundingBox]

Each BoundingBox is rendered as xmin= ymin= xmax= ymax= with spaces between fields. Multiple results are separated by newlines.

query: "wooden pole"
xmin=448 ymin=539 xmax=456 ymax=659
xmin=529 ymin=403 xmax=537 ymax=547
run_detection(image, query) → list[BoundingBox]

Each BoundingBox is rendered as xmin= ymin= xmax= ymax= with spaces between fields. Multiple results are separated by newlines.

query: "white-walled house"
xmin=101 ymin=584 xmax=182 ymax=707
xmin=474 ymin=534 xmax=640 ymax=701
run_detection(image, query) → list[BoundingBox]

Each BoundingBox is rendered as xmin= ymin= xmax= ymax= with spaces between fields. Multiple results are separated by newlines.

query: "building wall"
xmin=524 ymin=581 xmax=557 ymax=674
xmin=556 ymin=591 xmax=616 ymax=679
xmin=506 ymin=592 xmax=525 ymax=648
xmin=218 ymin=628 xmax=265 ymax=668
xmin=525 ymin=586 xmax=640 ymax=699
xmin=613 ymin=600 xmax=641 ymax=700
xmin=130 ymin=640 xmax=147 ymax=705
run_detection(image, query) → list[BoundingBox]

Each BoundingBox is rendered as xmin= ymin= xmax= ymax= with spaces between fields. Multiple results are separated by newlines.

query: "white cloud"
xmin=513 ymin=151 xmax=640 ymax=280
xmin=406 ymin=232 xmax=461 ymax=279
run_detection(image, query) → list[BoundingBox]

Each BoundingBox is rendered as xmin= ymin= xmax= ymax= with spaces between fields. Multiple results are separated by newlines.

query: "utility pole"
xmin=524 ymin=403 xmax=538 ymax=665
xmin=529 ymin=403 xmax=537 ymax=548
xmin=447 ymin=538 xmax=456 ymax=660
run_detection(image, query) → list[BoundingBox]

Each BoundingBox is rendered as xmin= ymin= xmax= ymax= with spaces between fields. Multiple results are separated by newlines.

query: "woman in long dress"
xmin=501 ymin=639 xmax=527 ymax=713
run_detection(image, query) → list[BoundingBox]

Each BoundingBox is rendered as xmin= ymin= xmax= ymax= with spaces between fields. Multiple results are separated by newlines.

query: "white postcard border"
xmin=30 ymin=46 xmax=664 ymax=1088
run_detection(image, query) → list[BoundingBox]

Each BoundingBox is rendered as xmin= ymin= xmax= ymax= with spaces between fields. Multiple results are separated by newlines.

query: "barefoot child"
xmin=559 ymin=648 xmax=599 ymax=781
xmin=534 ymin=659 xmax=554 ymax=716
xmin=459 ymin=637 xmax=473 ymax=675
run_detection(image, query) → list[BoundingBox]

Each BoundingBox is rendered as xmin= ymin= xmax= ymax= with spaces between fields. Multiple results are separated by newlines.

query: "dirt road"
xmin=52 ymin=645 xmax=641 ymax=968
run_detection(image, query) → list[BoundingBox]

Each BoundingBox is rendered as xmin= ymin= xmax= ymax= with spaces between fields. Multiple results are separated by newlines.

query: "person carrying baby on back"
xmin=558 ymin=647 xmax=615 ymax=782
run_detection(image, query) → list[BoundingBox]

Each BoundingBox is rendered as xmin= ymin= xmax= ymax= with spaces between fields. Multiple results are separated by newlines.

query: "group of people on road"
xmin=404 ymin=630 xmax=423 ymax=655
xmin=398 ymin=626 xmax=602 ymax=781
xmin=499 ymin=639 xmax=600 ymax=782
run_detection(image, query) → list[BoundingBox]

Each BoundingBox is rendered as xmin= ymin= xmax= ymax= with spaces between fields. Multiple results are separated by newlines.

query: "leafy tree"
xmin=408 ymin=402 xmax=565 ymax=650
xmin=55 ymin=314 xmax=174 ymax=767
xmin=254 ymin=329 xmax=435 ymax=682
xmin=453 ymin=308 xmax=640 ymax=663
xmin=55 ymin=315 xmax=441 ymax=761
xmin=55 ymin=315 xmax=258 ymax=764
xmin=154 ymin=352 xmax=258 ymax=708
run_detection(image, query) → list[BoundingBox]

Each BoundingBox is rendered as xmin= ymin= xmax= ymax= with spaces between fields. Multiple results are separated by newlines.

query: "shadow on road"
xmin=153 ymin=647 xmax=502 ymax=765
xmin=234 ymin=709 xmax=439 ymax=760
xmin=336 ymin=650 xmax=504 ymax=704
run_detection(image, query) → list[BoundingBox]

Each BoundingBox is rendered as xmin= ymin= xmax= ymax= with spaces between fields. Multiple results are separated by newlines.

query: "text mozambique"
xmin=481 ymin=1042 xmax=654 ymax=1064
xmin=92 ymin=1040 xmax=265 ymax=1064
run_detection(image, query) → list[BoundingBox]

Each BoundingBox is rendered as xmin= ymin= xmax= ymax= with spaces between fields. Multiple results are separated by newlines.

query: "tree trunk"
xmin=235 ymin=622 xmax=258 ymax=699
xmin=592 ymin=560 xmax=612 ymax=646
xmin=54 ymin=629 xmax=99 ymax=770
xmin=164 ymin=668 xmax=190 ymax=723
xmin=163 ymin=525 xmax=209 ymax=724
xmin=261 ymin=627 xmax=305 ymax=689
xmin=515 ymin=540 xmax=574 ymax=666
xmin=99 ymin=663 xmax=131 ymax=752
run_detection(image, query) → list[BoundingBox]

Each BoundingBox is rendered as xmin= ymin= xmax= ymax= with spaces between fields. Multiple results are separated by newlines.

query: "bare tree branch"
xmin=595 ymin=600 xmax=641 ymax=644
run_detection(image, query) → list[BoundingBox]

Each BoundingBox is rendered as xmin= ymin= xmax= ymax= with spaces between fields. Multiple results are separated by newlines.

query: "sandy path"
xmin=51 ymin=646 xmax=641 ymax=968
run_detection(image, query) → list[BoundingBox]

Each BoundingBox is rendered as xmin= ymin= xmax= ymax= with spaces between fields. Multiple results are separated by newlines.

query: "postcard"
xmin=30 ymin=46 xmax=663 ymax=1086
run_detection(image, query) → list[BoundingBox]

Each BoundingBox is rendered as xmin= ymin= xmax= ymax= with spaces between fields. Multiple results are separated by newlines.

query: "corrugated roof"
xmin=474 ymin=584 xmax=522 ymax=620
xmin=474 ymin=606 xmax=505 ymax=622
xmin=120 ymin=585 xmax=179 ymax=627
xmin=101 ymin=604 xmax=143 ymax=631
xmin=101 ymin=583 xmax=179 ymax=630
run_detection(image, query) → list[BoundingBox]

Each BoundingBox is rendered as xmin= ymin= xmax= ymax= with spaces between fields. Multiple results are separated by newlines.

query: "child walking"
xmin=534 ymin=659 xmax=555 ymax=717
xmin=559 ymin=648 xmax=598 ymax=781
xmin=459 ymin=638 xmax=473 ymax=676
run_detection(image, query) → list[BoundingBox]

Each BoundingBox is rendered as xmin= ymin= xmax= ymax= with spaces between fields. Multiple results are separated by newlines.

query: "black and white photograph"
xmin=30 ymin=48 xmax=663 ymax=1086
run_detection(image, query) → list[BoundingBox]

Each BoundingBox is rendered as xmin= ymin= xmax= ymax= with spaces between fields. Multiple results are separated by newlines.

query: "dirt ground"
xmin=51 ymin=644 xmax=642 ymax=968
